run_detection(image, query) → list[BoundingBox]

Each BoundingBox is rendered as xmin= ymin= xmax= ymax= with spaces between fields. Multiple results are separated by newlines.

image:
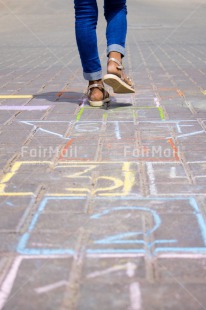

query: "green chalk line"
xmin=103 ymin=112 xmax=107 ymax=122
xmin=158 ymin=107 xmax=165 ymax=120
xmin=76 ymin=107 xmax=84 ymax=121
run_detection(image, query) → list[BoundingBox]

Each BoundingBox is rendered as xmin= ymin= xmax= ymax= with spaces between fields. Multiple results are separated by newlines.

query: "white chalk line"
xmin=146 ymin=162 xmax=157 ymax=195
xmin=169 ymin=167 xmax=187 ymax=179
xmin=167 ymin=130 xmax=205 ymax=139
xmin=126 ymin=264 xmax=142 ymax=310
xmin=87 ymin=253 xmax=145 ymax=258
xmin=0 ymin=255 xmax=71 ymax=308
xmin=129 ymin=282 xmax=142 ymax=310
xmin=127 ymin=262 xmax=137 ymax=277
xmin=87 ymin=265 xmax=126 ymax=279
xmin=35 ymin=280 xmax=68 ymax=294
xmin=1 ymin=253 xmax=206 ymax=308
xmin=0 ymin=256 xmax=23 ymax=310
xmin=114 ymin=121 xmax=121 ymax=140
xmin=87 ymin=262 xmax=137 ymax=279
xmin=158 ymin=253 xmax=206 ymax=259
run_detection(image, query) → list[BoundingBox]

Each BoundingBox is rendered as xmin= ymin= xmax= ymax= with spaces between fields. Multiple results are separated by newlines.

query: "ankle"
xmin=108 ymin=52 xmax=122 ymax=62
xmin=87 ymin=80 xmax=104 ymax=101
xmin=107 ymin=61 xmax=122 ymax=77
xmin=89 ymin=79 xmax=103 ymax=86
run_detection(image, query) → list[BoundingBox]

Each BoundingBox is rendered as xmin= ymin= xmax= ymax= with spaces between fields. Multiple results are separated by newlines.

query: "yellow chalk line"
xmin=0 ymin=95 xmax=33 ymax=99
xmin=0 ymin=161 xmax=136 ymax=197
xmin=0 ymin=161 xmax=50 ymax=194
xmin=0 ymin=162 xmax=22 ymax=193
xmin=0 ymin=193 xmax=33 ymax=196
xmin=122 ymin=162 xmax=135 ymax=195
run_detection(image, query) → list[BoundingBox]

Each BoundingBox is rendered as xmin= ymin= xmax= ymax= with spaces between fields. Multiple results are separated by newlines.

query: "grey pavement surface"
xmin=0 ymin=0 xmax=206 ymax=309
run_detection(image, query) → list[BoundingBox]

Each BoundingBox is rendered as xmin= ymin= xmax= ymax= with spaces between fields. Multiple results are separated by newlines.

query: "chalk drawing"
xmin=114 ymin=121 xmax=121 ymax=139
xmin=129 ymin=282 xmax=142 ymax=310
xmin=0 ymin=257 xmax=23 ymax=310
xmin=35 ymin=281 xmax=68 ymax=294
xmin=0 ymin=95 xmax=33 ymax=99
xmin=16 ymin=197 xmax=206 ymax=256
xmin=20 ymin=121 xmax=70 ymax=139
xmin=146 ymin=162 xmax=157 ymax=195
xmin=0 ymin=161 xmax=50 ymax=196
xmin=169 ymin=167 xmax=187 ymax=179
xmin=75 ymin=123 xmax=100 ymax=132
xmin=167 ymin=130 xmax=205 ymax=140
xmin=0 ymin=106 xmax=50 ymax=111
xmin=0 ymin=161 xmax=136 ymax=197
xmin=76 ymin=107 xmax=84 ymax=121
xmin=87 ymin=264 xmax=132 ymax=279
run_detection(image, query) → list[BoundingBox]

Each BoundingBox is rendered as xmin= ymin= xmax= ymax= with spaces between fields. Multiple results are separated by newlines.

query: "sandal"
xmin=87 ymin=83 xmax=110 ymax=107
xmin=103 ymin=58 xmax=135 ymax=93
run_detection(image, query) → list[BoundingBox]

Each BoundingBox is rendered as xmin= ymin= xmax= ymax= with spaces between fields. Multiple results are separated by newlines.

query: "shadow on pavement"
xmin=34 ymin=92 xmax=84 ymax=104
xmin=103 ymin=101 xmax=133 ymax=110
xmin=34 ymin=92 xmax=133 ymax=109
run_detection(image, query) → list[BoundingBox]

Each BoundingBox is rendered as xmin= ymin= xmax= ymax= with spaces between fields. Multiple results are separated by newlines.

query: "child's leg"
xmin=104 ymin=0 xmax=127 ymax=59
xmin=74 ymin=0 xmax=102 ymax=81
xmin=103 ymin=0 xmax=134 ymax=93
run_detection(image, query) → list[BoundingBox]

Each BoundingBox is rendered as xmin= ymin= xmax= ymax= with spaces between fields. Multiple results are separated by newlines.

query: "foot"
xmin=88 ymin=80 xmax=105 ymax=102
xmin=103 ymin=53 xmax=135 ymax=93
xmin=107 ymin=53 xmax=122 ymax=78
xmin=87 ymin=80 xmax=110 ymax=107
xmin=107 ymin=52 xmax=133 ymax=87
xmin=107 ymin=60 xmax=133 ymax=87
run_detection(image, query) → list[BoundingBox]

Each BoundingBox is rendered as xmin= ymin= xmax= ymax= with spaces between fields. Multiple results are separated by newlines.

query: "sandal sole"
xmin=89 ymin=97 xmax=110 ymax=107
xmin=103 ymin=74 xmax=135 ymax=94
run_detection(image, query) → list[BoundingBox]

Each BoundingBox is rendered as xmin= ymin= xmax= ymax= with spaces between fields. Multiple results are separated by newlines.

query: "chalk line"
xmin=87 ymin=265 xmax=127 ymax=279
xmin=35 ymin=280 xmax=68 ymax=294
xmin=0 ymin=106 xmax=50 ymax=111
xmin=146 ymin=162 xmax=157 ymax=195
xmin=0 ymin=257 xmax=22 ymax=310
xmin=130 ymin=282 xmax=142 ymax=310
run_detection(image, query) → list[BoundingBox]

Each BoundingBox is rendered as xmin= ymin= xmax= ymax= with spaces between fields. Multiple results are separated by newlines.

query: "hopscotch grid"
xmin=15 ymin=196 xmax=206 ymax=256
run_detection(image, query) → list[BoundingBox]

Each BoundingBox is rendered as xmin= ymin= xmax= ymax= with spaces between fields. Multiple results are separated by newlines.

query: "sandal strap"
xmin=87 ymin=83 xmax=104 ymax=91
xmin=108 ymin=57 xmax=124 ymax=70
xmin=86 ymin=83 xmax=109 ymax=100
xmin=108 ymin=58 xmax=134 ymax=86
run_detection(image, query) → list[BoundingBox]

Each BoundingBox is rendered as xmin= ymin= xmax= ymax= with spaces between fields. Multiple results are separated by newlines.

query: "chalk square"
xmin=16 ymin=197 xmax=206 ymax=256
xmin=1 ymin=161 xmax=139 ymax=197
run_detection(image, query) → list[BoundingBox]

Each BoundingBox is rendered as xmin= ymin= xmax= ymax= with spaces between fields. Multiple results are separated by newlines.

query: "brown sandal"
xmin=86 ymin=83 xmax=110 ymax=107
xmin=103 ymin=58 xmax=135 ymax=94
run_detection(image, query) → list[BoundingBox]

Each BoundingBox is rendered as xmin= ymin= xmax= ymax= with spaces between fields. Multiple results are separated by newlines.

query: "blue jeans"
xmin=74 ymin=0 xmax=127 ymax=80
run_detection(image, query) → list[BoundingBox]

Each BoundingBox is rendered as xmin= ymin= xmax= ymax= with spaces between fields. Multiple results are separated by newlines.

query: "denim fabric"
xmin=74 ymin=0 xmax=127 ymax=80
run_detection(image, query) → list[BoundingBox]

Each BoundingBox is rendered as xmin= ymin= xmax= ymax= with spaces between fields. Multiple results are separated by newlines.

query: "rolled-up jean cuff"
xmin=83 ymin=70 xmax=102 ymax=81
xmin=107 ymin=44 xmax=125 ymax=57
